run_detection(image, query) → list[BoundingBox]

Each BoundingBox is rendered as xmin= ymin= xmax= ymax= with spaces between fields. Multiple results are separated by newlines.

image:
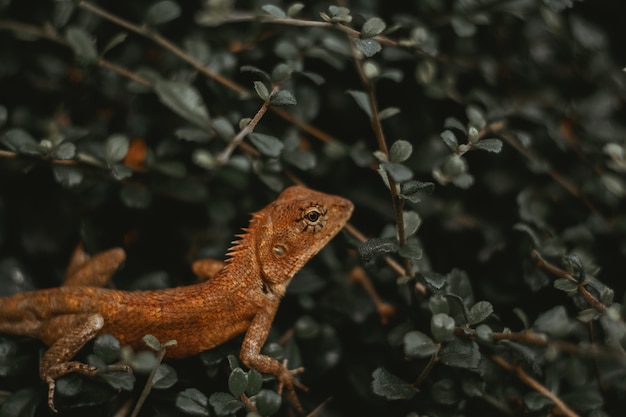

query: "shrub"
xmin=0 ymin=1 xmax=624 ymax=416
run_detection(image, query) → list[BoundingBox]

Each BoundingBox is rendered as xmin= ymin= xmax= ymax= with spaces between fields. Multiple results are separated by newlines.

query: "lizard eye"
xmin=302 ymin=206 xmax=327 ymax=231
xmin=304 ymin=209 xmax=320 ymax=223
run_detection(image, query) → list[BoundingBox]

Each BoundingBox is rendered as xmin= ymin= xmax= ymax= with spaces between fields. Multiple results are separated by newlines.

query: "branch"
xmin=531 ymin=251 xmax=607 ymax=313
xmin=490 ymin=354 xmax=580 ymax=417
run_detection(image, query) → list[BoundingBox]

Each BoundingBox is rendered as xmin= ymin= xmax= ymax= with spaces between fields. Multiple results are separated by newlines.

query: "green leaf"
xmin=52 ymin=165 xmax=83 ymax=187
xmin=524 ymin=391 xmax=554 ymax=411
xmin=246 ymin=369 xmax=263 ymax=396
xmin=451 ymin=16 xmax=476 ymax=37
xmin=98 ymin=371 xmax=136 ymax=391
xmin=389 ymin=140 xmax=413 ymax=163
xmin=466 ymin=105 xmax=486 ymax=129
xmin=241 ymin=66 xmax=272 ymax=86
xmin=283 ymin=150 xmax=316 ymax=170
xmin=321 ymin=6 xmax=352 ymax=23
xmin=402 ymin=211 xmax=421 ymax=237
xmin=403 ymin=331 xmax=438 ymax=358
xmin=422 ymin=272 xmax=446 ymax=291
xmin=102 ymin=32 xmax=128 ymax=56
xmin=253 ymin=81 xmax=270 ymax=101
xmin=431 ymin=379 xmax=459 ymax=405
xmin=475 ymin=324 xmax=493 ymax=342
xmin=152 ymin=363 xmax=177 ymax=389
xmin=228 ymin=368 xmax=247 ymax=398
xmin=261 ymin=4 xmax=286 ymax=18
xmin=93 ymin=334 xmax=120 ymax=364
xmin=371 ymin=367 xmax=416 ymax=400
xmin=65 ymin=26 xmax=98 ymax=63
xmin=431 ymin=313 xmax=455 ymax=342
xmin=286 ymin=3 xmax=305 ymax=17
xmin=400 ymin=180 xmax=434 ymax=203
xmin=1 ymin=129 xmax=40 ymax=155
xmin=379 ymin=107 xmax=401 ymax=120
xmin=382 ymin=162 xmax=413 ymax=182
xmin=554 ymin=278 xmax=578 ymax=292
xmin=105 ymin=134 xmax=129 ymax=162
xmin=362 ymin=17 xmax=386 ymax=38
xmin=145 ymin=0 xmax=181 ymax=25
xmin=175 ymin=128 xmax=212 ymax=143
xmin=468 ymin=301 xmax=493 ymax=325
xmin=209 ymin=392 xmax=244 ymax=415
xmin=533 ymin=306 xmax=574 ymax=338
xmin=51 ymin=142 xmax=76 ymax=160
xmin=271 ymin=63 xmax=293 ymax=82
xmin=143 ymin=334 xmax=161 ymax=351
xmin=270 ymin=90 xmax=297 ymax=106
xmin=110 ymin=163 xmax=133 ymax=181
xmin=439 ymin=338 xmax=481 ymax=369
xmin=398 ymin=240 xmax=422 ymax=260
xmin=474 ymin=138 xmax=503 ymax=153
xmin=248 ymin=133 xmax=284 ymax=157
xmin=154 ymin=80 xmax=212 ymax=130
xmin=440 ymin=130 xmax=458 ymax=151
xmin=176 ymin=388 xmax=210 ymax=416
xmin=254 ymin=389 xmax=282 ymax=416
xmin=346 ymin=90 xmax=373 ymax=118
xmin=444 ymin=117 xmax=467 ymax=133
xmin=120 ymin=185 xmax=152 ymax=209
xmin=354 ymin=38 xmax=382 ymax=57
xmin=0 ymin=387 xmax=41 ymax=417
xmin=294 ymin=315 xmax=320 ymax=339
xmin=358 ymin=237 xmax=397 ymax=262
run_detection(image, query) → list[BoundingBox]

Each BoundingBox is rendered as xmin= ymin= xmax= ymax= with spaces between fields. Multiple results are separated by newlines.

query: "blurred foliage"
xmin=1 ymin=0 xmax=625 ymax=416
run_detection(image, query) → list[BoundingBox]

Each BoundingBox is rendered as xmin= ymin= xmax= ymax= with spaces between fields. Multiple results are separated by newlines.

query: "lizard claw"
xmin=46 ymin=377 xmax=59 ymax=413
xmin=275 ymin=360 xmax=308 ymax=414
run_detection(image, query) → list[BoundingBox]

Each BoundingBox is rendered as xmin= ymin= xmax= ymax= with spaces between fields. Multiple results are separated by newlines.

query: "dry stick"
xmin=490 ymin=354 xmax=581 ymax=417
xmin=78 ymin=1 xmax=247 ymax=96
xmin=217 ymin=84 xmax=279 ymax=163
xmin=343 ymin=224 xmax=428 ymax=296
xmin=531 ymin=250 xmax=607 ymax=313
xmin=348 ymin=44 xmax=415 ymax=283
xmin=130 ymin=346 xmax=169 ymax=417
xmin=77 ymin=0 xmax=337 ymax=146
xmin=499 ymin=131 xmax=602 ymax=216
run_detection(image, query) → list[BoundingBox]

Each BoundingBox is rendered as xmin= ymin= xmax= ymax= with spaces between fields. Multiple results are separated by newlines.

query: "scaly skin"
xmin=0 ymin=185 xmax=354 ymax=412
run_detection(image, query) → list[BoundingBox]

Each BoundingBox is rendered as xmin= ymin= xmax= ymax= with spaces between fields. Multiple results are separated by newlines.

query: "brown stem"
xmin=490 ymin=354 xmax=580 ymax=417
xmin=531 ymin=251 xmax=607 ymax=313
xmin=78 ymin=0 xmax=247 ymax=95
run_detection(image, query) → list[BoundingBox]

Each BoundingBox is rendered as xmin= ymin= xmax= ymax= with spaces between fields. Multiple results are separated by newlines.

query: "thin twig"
xmin=217 ymin=85 xmax=278 ymax=164
xmin=490 ymin=354 xmax=580 ymax=417
xmin=531 ymin=251 xmax=607 ymax=313
xmin=78 ymin=0 xmax=247 ymax=95
xmin=130 ymin=345 xmax=169 ymax=417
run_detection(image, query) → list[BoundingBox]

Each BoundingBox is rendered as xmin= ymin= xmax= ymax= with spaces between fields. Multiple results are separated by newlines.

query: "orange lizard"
xmin=0 ymin=185 xmax=353 ymax=412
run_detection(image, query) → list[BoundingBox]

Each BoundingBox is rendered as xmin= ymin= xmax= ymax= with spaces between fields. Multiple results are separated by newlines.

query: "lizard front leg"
xmin=240 ymin=305 xmax=308 ymax=413
xmin=39 ymin=314 xmax=108 ymax=412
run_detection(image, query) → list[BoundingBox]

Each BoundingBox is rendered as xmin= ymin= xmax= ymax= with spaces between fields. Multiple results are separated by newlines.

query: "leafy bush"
xmin=1 ymin=0 xmax=625 ymax=416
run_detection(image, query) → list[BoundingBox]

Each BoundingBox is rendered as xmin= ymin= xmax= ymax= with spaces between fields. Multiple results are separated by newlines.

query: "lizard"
xmin=0 ymin=185 xmax=354 ymax=412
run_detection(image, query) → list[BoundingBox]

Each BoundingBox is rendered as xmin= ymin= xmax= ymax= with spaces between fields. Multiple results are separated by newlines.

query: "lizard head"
xmin=254 ymin=185 xmax=353 ymax=297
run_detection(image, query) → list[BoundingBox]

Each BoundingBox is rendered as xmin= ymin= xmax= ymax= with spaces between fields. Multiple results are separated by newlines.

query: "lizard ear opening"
xmin=272 ymin=245 xmax=286 ymax=257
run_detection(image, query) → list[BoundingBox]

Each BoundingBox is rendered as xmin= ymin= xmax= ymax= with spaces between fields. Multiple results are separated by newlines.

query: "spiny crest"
xmin=223 ymin=212 xmax=265 ymax=264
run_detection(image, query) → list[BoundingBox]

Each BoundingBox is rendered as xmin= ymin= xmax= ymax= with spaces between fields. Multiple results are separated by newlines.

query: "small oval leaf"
xmin=371 ymin=367 xmax=416 ymax=400
xmin=248 ymin=133 xmax=284 ymax=157
xmin=146 ymin=1 xmax=181 ymax=25
xmin=65 ymin=26 xmax=98 ymax=63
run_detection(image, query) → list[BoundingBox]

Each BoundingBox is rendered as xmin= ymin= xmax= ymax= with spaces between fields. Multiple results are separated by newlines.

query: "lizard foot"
xmin=275 ymin=360 xmax=309 ymax=414
xmin=45 ymin=363 xmax=99 ymax=412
